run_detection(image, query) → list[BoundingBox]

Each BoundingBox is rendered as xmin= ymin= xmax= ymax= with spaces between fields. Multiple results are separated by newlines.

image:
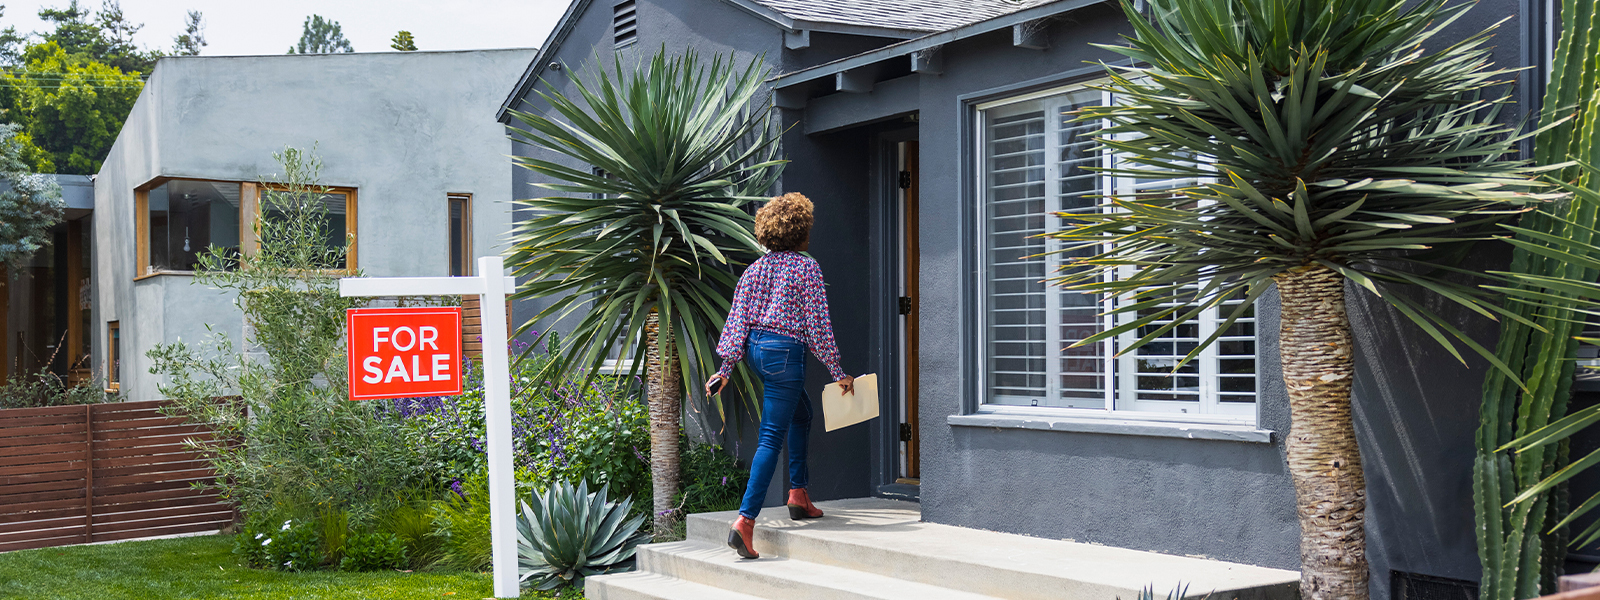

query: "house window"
xmin=258 ymin=186 xmax=357 ymax=270
xmin=135 ymin=178 xmax=358 ymax=277
xmin=143 ymin=179 xmax=242 ymax=272
xmin=106 ymin=321 xmax=120 ymax=391
xmin=448 ymin=194 xmax=472 ymax=276
xmin=975 ymin=83 xmax=1258 ymax=423
xmin=614 ymin=0 xmax=638 ymax=46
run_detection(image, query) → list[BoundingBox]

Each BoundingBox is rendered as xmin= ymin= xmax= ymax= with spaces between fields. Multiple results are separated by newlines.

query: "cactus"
xmin=1473 ymin=0 xmax=1600 ymax=597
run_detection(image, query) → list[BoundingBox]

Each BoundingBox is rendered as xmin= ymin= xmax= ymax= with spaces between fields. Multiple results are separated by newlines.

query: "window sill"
xmin=134 ymin=270 xmax=196 ymax=281
xmin=947 ymin=410 xmax=1274 ymax=444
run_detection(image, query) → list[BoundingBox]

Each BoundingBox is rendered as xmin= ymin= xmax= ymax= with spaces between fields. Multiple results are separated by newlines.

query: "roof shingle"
xmin=748 ymin=0 xmax=1051 ymax=33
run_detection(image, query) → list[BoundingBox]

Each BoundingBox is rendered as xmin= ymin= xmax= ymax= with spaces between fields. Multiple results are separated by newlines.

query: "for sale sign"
xmin=346 ymin=307 xmax=463 ymax=400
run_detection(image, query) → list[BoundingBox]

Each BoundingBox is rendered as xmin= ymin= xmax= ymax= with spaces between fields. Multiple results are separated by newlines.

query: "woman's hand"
xmin=704 ymin=374 xmax=729 ymax=397
xmin=836 ymin=375 xmax=855 ymax=396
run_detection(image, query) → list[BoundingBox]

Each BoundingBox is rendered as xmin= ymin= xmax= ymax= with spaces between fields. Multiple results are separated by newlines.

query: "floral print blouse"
xmin=714 ymin=251 xmax=847 ymax=381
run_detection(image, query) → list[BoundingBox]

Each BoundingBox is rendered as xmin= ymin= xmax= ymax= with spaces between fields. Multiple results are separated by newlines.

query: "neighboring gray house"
xmin=95 ymin=48 xmax=537 ymax=401
xmin=500 ymin=1 xmax=1562 ymax=598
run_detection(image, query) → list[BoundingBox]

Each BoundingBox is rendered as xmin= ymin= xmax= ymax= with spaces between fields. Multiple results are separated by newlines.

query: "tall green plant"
xmin=504 ymin=49 xmax=783 ymax=537
xmin=149 ymin=147 xmax=425 ymax=517
xmin=1474 ymin=1 xmax=1600 ymax=596
xmin=1048 ymin=1 xmax=1552 ymax=597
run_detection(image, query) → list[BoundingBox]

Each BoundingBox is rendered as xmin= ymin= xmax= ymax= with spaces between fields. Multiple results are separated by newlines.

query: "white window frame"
xmin=973 ymin=80 xmax=1259 ymax=426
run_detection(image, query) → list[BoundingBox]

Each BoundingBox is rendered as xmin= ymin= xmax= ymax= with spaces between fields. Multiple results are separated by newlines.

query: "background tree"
xmin=1047 ymin=1 xmax=1550 ymax=598
xmin=0 ymin=41 xmax=141 ymax=174
xmin=0 ymin=123 xmax=63 ymax=266
xmin=171 ymin=10 xmax=204 ymax=56
xmin=390 ymin=30 xmax=416 ymax=52
xmin=506 ymin=50 xmax=782 ymax=538
xmin=37 ymin=0 xmax=158 ymax=74
xmin=288 ymin=15 xmax=353 ymax=54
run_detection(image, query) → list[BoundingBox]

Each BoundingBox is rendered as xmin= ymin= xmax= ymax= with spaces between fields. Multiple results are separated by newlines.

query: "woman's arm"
xmin=713 ymin=265 xmax=758 ymax=379
xmin=800 ymin=259 xmax=848 ymax=382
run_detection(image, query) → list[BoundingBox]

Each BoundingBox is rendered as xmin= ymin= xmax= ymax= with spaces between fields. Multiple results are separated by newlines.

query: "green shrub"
xmin=431 ymin=474 xmax=493 ymax=571
xmin=0 ymin=369 xmax=113 ymax=409
xmin=233 ymin=521 xmax=273 ymax=568
xmin=339 ymin=532 xmax=408 ymax=572
xmin=677 ymin=442 xmax=746 ymax=514
xmin=263 ymin=519 xmax=323 ymax=572
xmin=375 ymin=489 xmax=444 ymax=569
xmin=516 ymin=480 xmax=648 ymax=590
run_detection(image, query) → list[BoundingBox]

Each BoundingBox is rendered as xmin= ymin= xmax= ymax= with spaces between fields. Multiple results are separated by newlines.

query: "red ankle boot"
xmin=787 ymin=488 xmax=824 ymax=519
xmin=727 ymin=515 xmax=759 ymax=559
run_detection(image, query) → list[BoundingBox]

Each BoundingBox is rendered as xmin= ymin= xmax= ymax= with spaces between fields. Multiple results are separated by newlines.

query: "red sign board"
xmin=346 ymin=307 xmax=463 ymax=400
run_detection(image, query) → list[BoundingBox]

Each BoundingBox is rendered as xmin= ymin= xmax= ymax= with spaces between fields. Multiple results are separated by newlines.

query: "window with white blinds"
xmin=977 ymin=84 xmax=1258 ymax=423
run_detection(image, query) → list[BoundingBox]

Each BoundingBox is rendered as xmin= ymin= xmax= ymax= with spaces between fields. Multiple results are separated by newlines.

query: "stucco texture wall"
xmin=95 ymin=48 xmax=537 ymax=401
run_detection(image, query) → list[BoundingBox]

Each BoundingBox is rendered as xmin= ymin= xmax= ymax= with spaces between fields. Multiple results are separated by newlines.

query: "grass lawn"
xmin=0 ymin=534 xmax=586 ymax=600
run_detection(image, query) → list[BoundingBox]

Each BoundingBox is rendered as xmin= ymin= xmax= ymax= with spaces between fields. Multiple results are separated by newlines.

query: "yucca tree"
xmin=1050 ymin=1 xmax=1554 ymax=598
xmin=505 ymin=49 xmax=782 ymax=538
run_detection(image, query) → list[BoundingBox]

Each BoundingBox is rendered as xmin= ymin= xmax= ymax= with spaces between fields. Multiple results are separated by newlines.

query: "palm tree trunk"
xmin=1274 ymin=264 xmax=1367 ymax=600
xmin=643 ymin=309 xmax=682 ymax=539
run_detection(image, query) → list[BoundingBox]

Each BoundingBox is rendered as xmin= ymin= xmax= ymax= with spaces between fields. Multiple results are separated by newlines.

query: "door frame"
xmin=868 ymin=124 xmax=920 ymax=494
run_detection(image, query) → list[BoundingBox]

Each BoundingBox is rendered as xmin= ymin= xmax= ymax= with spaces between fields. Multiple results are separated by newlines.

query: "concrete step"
xmin=585 ymin=571 xmax=766 ymax=600
xmin=685 ymin=498 xmax=1299 ymax=600
xmin=637 ymin=540 xmax=1003 ymax=600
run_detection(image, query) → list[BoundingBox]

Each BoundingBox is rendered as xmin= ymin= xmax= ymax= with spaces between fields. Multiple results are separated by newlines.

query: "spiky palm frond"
xmin=1050 ymin=0 xmax=1555 ymax=374
xmin=505 ymin=49 xmax=783 ymax=416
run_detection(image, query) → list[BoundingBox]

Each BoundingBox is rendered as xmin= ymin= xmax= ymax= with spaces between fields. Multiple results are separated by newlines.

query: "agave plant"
xmin=1050 ymin=1 xmax=1553 ymax=598
xmin=516 ymin=480 xmax=650 ymax=590
xmin=506 ymin=48 xmax=783 ymax=537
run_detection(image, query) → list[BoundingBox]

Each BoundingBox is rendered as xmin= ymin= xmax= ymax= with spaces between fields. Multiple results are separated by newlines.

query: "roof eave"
xmin=498 ymin=0 xmax=596 ymax=123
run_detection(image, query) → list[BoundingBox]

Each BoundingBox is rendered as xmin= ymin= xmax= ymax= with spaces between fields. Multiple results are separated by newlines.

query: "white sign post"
xmin=340 ymin=256 xmax=519 ymax=598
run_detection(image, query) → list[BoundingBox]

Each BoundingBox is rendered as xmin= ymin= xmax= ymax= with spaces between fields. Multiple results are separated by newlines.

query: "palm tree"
xmin=1049 ymin=1 xmax=1553 ymax=598
xmin=505 ymin=49 xmax=782 ymax=538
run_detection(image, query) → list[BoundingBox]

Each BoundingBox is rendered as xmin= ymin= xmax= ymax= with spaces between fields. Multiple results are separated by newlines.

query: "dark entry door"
xmin=897 ymin=141 xmax=921 ymax=482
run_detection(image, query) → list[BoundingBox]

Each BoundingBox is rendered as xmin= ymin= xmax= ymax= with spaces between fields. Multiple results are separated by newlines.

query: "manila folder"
xmin=822 ymin=373 xmax=879 ymax=432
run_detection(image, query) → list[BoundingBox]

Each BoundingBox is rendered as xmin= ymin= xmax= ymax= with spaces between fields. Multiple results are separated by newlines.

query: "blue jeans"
xmin=738 ymin=330 xmax=812 ymax=519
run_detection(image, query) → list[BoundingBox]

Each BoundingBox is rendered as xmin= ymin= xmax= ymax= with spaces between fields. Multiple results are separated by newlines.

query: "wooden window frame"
xmin=253 ymin=183 xmax=360 ymax=272
xmin=134 ymin=177 xmax=358 ymax=279
xmin=448 ymin=193 xmax=473 ymax=277
xmin=105 ymin=321 xmax=120 ymax=392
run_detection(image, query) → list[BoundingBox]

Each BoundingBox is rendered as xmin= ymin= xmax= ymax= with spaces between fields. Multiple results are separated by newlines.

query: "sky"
xmin=0 ymin=0 xmax=568 ymax=56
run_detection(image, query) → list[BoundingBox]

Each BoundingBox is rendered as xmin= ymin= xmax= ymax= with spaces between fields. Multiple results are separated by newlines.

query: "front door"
xmin=896 ymin=141 xmax=921 ymax=482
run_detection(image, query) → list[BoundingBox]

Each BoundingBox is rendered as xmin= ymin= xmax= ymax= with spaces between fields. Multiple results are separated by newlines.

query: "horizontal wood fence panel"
xmin=0 ymin=400 xmax=233 ymax=553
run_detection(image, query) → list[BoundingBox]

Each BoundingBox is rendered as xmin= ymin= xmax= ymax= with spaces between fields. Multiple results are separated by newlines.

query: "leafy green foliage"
xmin=504 ymin=49 xmax=783 ymax=416
xmin=374 ymin=490 xmax=446 ymax=569
xmin=526 ymin=380 xmax=651 ymax=513
xmin=1472 ymin=1 xmax=1600 ymax=596
xmin=262 ymin=519 xmax=324 ymax=572
xmin=288 ymin=15 xmax=354 ymax=54
xmin=0 ymin=123 xmax=63 ymax=266
xmin=172 ymin=10 xmax=206 ymax=56
xmin=1048 ymin=0 xmax=1552 ymax=373
xmin=149 ymin=147 xmax=427 ymax=519
xmin=516 ymin=480 xmax=649 ymax=590
xmin=0 ymin=368 xmax=112 ymax=408
xmin=431 ymin=473 xmax=495 ymax=572
xmin=0 ymin=41 xmax=143 ymax=174
xmin=340 ymin=532 xmax=409 ymax=572
xmin=676 ymin=442 xmax=746 ymax=514
xmin=391 ymin=31 xmax=417 ymax=51
xmin=36 ymin=0 xmax=160 ymax=74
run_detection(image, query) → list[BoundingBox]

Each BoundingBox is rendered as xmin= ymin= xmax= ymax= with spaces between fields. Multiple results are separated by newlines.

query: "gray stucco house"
xmin=94 ymin=48 xmax=536 ymax=401
xmin=499 ymin=1 xmax=1566 ymax=598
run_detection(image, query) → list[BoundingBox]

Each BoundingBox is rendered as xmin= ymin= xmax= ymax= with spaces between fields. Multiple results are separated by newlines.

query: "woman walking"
xmin=704 ymin=192 xmax=854 ymax=560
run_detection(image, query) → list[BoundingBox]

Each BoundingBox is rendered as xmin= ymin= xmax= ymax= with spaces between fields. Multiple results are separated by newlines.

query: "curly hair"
xmin=754 ymin=192 xmax=814 ymax=252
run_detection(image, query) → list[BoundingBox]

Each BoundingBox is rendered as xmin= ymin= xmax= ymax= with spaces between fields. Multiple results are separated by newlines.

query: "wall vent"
xmin=613 ymin=0 xmax=638 ymax=46
xmin=1392 ymin=571 xmax=1478 ymax=600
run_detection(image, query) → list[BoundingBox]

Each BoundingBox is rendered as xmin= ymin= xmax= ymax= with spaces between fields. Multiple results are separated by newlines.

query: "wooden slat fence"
xmin=0 ymin=399 xmax=233 ymax=552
